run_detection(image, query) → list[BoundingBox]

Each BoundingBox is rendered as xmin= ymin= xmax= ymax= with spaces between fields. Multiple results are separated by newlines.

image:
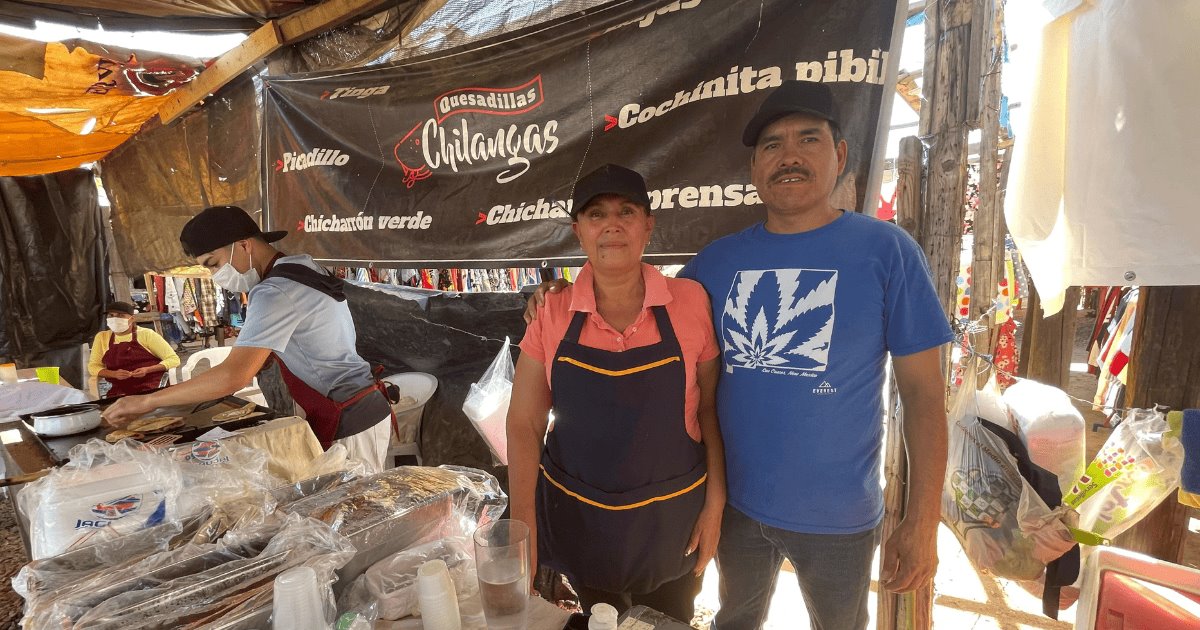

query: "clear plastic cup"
xmin=0 ymin=363 xmax=17 ymax=385
xmin=273 ymin=566 xmax=328 ymax=630
xmin=474 ymin=519 xmax=530 ymax=630
xmin=418 ymin=559 xmax=462 ymax=630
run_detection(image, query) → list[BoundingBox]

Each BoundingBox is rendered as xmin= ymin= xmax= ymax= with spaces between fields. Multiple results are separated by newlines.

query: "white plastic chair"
xmin=171 ymin=347 xmax=266 ymax=407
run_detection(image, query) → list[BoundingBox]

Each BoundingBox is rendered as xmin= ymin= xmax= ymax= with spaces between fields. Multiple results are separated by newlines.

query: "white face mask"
xmin=106 ymin=317 xmax=130 ymax=333
xmin=211 ymin=242 xmax=260 ymax=293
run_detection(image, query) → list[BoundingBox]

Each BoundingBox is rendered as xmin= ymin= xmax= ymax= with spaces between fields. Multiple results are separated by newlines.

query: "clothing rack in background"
xmin=141 ymin=267 xmax=247 ymax=350
xmin=330 ymin=266 xmax=582 ymax=293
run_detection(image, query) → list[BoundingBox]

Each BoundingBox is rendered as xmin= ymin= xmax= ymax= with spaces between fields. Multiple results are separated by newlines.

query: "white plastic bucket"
xmin=382 ymin=372 xmax=437 ymax=444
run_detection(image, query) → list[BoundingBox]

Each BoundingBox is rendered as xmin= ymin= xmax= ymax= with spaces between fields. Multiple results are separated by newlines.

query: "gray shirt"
xmin=236 ymin=254 xmax=374 ymax=400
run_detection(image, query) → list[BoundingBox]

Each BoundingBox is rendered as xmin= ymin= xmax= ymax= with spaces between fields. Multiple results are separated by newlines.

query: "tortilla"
xmin=128 ymin=416 xmax=185 ymax=433
xmin=212 ymin=402 xmax=257 ymax=422
xmin=105 ymin=429 xmax=144 ymax=443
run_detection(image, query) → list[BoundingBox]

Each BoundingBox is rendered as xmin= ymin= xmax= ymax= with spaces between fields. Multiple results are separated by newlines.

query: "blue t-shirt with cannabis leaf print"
xmin=679 ymin=211 xmax=952 ymax=533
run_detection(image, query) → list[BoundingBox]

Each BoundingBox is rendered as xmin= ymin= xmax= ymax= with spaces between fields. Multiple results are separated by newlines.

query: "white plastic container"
xmin=382 ymin=372 xmax=437 ymax=444
xmin=29 ymin=462 xmax=170 ymax=559
xmin=1002 ymin=379 xmax=1086 ymax=496
xmin=1075 ymin=546 xmax=1200 ymax=630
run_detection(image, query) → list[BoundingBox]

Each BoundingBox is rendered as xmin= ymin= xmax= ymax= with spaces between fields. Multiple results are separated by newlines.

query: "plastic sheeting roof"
xmin=0 ymin=32 xmax=205 ymax=175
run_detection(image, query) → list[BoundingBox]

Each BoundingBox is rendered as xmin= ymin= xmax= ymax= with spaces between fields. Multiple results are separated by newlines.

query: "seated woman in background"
xmin=507 ymin=164 xmax=726 ymax=621
xmin=88 ymin=301 xmax=179 ymax=397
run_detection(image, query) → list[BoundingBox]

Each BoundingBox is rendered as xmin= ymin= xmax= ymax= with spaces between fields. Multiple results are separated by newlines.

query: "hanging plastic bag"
xmin=942 ymin=369 xmax=1076 ymax=581
xmin=462 ymin=338 xmax=515 ymax=465
xmin=1065 ymin=408 xmax=1183 ymax=539
xmin=1002 ymin=380 xmax=1087 ymax=497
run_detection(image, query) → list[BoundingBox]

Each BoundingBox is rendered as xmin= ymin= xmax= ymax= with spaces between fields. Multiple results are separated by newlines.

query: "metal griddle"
xmin=19 ymin=394 xmax=275 ymax=462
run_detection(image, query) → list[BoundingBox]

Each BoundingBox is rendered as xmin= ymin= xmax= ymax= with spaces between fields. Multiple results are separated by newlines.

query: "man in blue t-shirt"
xmin=528 ymin=81 xmax=951 ymax=629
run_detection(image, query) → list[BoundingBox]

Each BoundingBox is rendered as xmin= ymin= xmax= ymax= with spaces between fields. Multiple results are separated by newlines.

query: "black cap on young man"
xmin=179 ymin=205 xmax=287 ymax=257
xmin=570 ymin=164 xmax=652 ymax=219
xmin=742 ymin=80 xmax=840 ymax=147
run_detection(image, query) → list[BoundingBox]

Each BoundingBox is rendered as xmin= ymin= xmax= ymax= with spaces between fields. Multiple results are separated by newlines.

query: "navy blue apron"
xmin=536 ymin=305 xmax=707 ymax=594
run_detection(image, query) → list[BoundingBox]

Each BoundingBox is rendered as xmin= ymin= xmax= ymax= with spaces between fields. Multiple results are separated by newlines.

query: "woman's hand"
xmin=107 ymin=369 xmax=133 ymax=380
xmin=687 ymin=499 xmax=724 ymax=575
xmin=129 ymin=366 xmax=155 ymax=379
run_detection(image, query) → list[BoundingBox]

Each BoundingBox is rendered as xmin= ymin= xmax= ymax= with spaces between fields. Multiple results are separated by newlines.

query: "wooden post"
xmin=921 ymin=0 xmax=974 ymax=319
xmin=1017 ymin=284 xmax=1079 ymax=389
xmin=879 ymin=135 xmax=926 ymax=630
xmin=1113 ymin=286 xmax=1200 ymax=561
xmin=969 ymin=0 xmax=1005 ymax=373
xmin=883 ymin=2 xmax=989 ymax=627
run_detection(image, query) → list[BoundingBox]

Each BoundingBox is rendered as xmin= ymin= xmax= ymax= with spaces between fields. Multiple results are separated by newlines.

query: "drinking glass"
xmin=473 ymin=519 xmax=530 ymax=629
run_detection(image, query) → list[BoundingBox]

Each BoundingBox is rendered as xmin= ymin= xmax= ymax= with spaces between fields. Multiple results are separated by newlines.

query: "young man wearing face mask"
xmin=101 ymin=205 xmax=394 ymax=472
xmin=88 ymin=301 xmax=180 ymax=397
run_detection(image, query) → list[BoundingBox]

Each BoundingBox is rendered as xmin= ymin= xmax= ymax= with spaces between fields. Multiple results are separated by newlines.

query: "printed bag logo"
xmin=91 ymin=494 xmax=142 ymax=520
xmin=393 ymin=75 xmax=559 ymax=189
xmin=276 ymin=148 xmax=350 ymax=173
xmin=722 ymin=269 xmax=836 ymax=376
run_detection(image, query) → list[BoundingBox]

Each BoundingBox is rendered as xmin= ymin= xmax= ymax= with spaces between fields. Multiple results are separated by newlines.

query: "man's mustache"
xmin=771 ymin=165 xmax=813 ymax=182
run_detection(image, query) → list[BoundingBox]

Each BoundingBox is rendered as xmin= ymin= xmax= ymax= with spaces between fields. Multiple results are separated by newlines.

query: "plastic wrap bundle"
xmin=1002 ymin=380 xmax=1087 ymax=496
xmin=20 ymin=511 xmax=354 ymax=630
xmin=284 ymin=465 xmax=506 ymax=584
xmin=942 ymin=372 xmax=1075 ymax=581
xmin=17 ymin=438 xmax=184 ymax=560
xmin=357 ymin=538 xmax=475 ymax=621
xmin=1065 ymin=408 xmax=1183 ymax=539
xmin=14 ymin=472 xmax=357 ymax=630
xmin=172 ymin=440 xmax=285 ymax=519
xmin=462 ymin=338 xmax=514 ymax=465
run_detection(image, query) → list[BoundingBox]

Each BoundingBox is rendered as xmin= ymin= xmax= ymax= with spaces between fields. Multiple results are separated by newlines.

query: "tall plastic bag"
xmin=942 ymin=370 xmax=1076 ymax=581
xmin=18 ymin=438 xmax=184 ymax=560
xmin=462 ymin=338 xmax=515 ymax=465
xmin=1065 ymin=408 xmax=1183 ymax=539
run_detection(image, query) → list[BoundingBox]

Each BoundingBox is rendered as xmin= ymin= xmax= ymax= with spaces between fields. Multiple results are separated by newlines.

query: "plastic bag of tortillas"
xmin=18 ymin=438 xmax=183 ymax=560
xmin=462 ymin=338 xmax=515 ymax=465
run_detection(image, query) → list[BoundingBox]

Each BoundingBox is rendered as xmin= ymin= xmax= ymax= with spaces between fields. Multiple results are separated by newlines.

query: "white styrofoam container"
xmin=30 ymin=462 xmax=171 ymax=559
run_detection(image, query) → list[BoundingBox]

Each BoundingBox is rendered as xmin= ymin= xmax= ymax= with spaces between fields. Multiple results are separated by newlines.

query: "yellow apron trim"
xmin=556 ymin=355 xmax=681 ymax=377
xmin=540 ymin=465 xmax=706 ymax=511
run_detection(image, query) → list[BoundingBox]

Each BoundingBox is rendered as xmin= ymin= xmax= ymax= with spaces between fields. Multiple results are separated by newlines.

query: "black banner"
xmin=263 ymin=0 xmax=901 ymax=267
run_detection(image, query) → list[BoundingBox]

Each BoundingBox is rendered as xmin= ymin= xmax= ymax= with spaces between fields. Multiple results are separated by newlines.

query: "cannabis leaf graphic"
xmin=722 ymin=269 xmax=837 ymax=371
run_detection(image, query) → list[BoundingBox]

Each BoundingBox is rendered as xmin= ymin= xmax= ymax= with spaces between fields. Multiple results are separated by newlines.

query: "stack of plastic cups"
xmin=273 ymin=566 xmax=329 ymax=630
xmin=589 ymin=603 xmax=619 ymax=630
xmin=418 ymin=559 xmax=462 ymax=630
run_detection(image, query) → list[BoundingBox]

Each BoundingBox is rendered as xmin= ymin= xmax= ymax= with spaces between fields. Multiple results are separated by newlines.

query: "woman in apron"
xmin=508 ymin=165 xmax=727 ymax=621
xmin=87 ymin=301 xmax=179 ymax=397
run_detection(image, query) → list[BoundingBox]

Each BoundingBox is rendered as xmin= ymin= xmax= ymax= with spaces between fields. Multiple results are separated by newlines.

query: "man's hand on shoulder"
xmin=523 ymin=279 xmax=570 ymax=324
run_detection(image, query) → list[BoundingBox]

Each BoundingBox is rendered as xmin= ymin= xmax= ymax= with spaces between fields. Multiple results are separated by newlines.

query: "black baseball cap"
xmin=742 ymin=80 xmax=839 ymax=147
xmin=570 ymin=164 xmax=652 ymax=219
xmin=179 ymin=205 xmax=287 ymax=257
xmin=105 ymin=301 xmax=135 ymax=316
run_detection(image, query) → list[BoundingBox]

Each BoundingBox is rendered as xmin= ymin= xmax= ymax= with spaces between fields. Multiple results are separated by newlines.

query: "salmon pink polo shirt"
xmin=519 ymin=262 xmax=720 ymax=442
